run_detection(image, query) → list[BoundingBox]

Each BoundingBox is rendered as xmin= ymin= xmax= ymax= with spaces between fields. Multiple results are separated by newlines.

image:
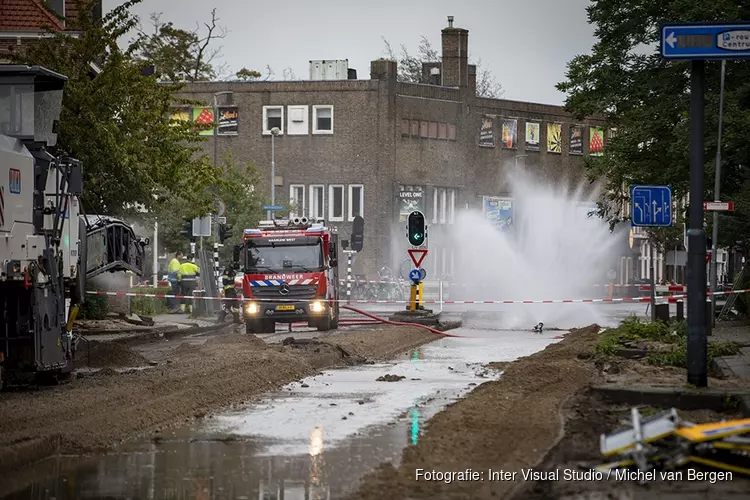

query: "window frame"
xmin=448 ymin=189 xmax=456 ymax=224
xmin=309 ymin=184 xmax=326 ymax=220
xmin=440 ymin=188 xmax=447 ymax=224
xmin=328 ymin=184 xmax=345 ymax=222
xmin=262 ymin=106 xmax=284 ymax=135
xmin=286 ymin=104 xmax=309 ymax=135
xmin=289 ymin=184 xmax=305 ymax=218
xmin=312 ymin=105 xmax=334 ymax=135
xmin=347 ymin=184 xmax=364 ymax=221
xmin=432 ymin=187 xmax=439 ymax=224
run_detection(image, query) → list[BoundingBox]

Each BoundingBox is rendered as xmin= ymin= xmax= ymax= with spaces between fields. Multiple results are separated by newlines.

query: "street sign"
xmin=607 ymin=269 xmax=617 ymax=280
xmin=630 ymin=185 xmax=673 ymax=227
xmin=192 ymin=216 xmax=212 ymax=237
xmin=263 ymin=205 xmax=285 ymax=211
xmin=217 ymin=216 xmax=227 ymax=224
xmin=409 ymin=269 xmax=421 ymax=283
xmin=661 ymin=23 xmax=750 ymax=60
xmin=408 ymin=248 xmax=428 ymax=268
xmin=703 ymin=201 xmax=734 ymax=211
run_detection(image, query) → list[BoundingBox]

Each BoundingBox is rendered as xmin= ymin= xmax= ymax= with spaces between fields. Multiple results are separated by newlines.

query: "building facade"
xmin=175 ymin=20 xmax=618 ymax=280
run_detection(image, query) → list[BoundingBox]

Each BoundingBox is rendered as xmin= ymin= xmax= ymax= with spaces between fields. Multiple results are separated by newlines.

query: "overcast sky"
xmin=105 ymin=0 xmax=596 ymax=105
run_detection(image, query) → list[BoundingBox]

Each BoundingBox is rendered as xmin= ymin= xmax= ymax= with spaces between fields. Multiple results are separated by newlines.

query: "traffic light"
xmin=180 ymin=218 xmax=195 ymax=242
xmin=351 ymin=215 xmax=364 ymax=252
xmin=407 ymin=211 xmax=426 ymax=246
xmin=219 ymin=223 xmax=233 ymax=244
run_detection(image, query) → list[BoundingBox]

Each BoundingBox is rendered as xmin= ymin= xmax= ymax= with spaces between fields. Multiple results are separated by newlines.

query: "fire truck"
xmin=233 ymin=217 xmax=340 ymax=334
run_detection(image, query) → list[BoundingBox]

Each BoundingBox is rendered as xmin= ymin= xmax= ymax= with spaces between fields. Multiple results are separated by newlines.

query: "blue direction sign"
xmin=630 ymin=185 xmax=673 ymax=227
xmin=661 ymin=22 xmax=750 ymax=60
xmin=262 ymin=205 xmax=285 ymax=211
xmin=409 ymin=269 xmax=422 ymax=283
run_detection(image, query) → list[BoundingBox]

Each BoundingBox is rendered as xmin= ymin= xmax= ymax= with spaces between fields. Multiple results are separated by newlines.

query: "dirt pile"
xmin=0 ymin=325 xmax=437 ymax=475
xmin=347 ymin=325 xmax=602 ymax=500
xmin=78 ymin=341 xmax=149 ymax=368
xmin=326 ymin=325 xmax=440 ymax=360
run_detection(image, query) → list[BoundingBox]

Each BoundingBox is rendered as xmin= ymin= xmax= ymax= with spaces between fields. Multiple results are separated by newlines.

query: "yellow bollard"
xmin=409 ymin=284 xmax=417 ymax=311
xmin=417 ymin=281 xmax=423 ymax=310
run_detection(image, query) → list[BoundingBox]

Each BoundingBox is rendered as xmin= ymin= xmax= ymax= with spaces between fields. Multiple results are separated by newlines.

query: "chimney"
xmin=370 ymin=59 xmax=397 ymax=81
xmin=441 ymin=16 xmax=469 ymax=88
xmin=468 ymin=64 xmax=477 ymax=93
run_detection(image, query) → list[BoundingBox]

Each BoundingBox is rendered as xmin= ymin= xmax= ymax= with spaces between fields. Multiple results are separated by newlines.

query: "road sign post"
xmin=657 ymin=21 xmax=749 ymax=387
xmin=630 ymin=185 xmax=673 ymax=323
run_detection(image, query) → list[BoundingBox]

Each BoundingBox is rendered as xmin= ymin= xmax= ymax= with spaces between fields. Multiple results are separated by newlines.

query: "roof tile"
xmin=0 ymin=0 xmax=64 ymax=31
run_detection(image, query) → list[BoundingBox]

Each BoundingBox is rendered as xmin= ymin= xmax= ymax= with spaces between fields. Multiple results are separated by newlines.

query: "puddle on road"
xmin=2 ymin=329 xmax=561 ymax=500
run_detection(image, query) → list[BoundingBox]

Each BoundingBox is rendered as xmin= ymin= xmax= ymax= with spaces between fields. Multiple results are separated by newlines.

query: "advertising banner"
xmin=193 ymin=107 xmax=215 ymax=136
xmin=569 ymin=125 xmax=584 ymax=155
xmin=501 ymin=119 xmax=517 ymax=149
xmin=397 ymin=185 xmax=425 ymax=222
xmin=525 ymin=121 xmax=540 ymax=151
xmin=479 ymin=116 xmax=495 ymax=148
xmin=169 ymin=108 xmax=191 ymax=126
xmin=483 ymin=196 xmax=514 ymax=232
xmin=590 ymin=127 xmax=604 ymax=156
xmin=547 ymin=123 xmax=562 ymax=153
xmin=217 ymin=106 xmax=238 ymax=135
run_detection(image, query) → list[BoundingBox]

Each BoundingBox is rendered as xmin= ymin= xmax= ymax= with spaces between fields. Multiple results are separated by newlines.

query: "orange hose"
xmin=341 ymin=305 xmax=458 ymax=338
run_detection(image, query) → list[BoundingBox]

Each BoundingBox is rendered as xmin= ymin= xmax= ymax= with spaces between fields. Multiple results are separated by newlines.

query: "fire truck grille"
xmin=251 ymin=285 xmax=319 ymax=300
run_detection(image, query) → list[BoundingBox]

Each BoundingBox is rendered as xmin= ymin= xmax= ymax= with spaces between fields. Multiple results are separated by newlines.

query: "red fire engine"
xmin=234 ymin=218 xmax=340 ymax=334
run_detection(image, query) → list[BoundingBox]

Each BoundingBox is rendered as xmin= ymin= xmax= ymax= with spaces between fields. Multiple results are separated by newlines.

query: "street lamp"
xmin=212 ymin=91 xmax=233 ymax=240
xmin=268 ymin=126 xmax=280 ymax=220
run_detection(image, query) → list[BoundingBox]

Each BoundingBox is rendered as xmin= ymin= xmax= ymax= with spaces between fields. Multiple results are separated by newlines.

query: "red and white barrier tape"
xmin=338 ymin=279 xmax=727 ymax=290
xmin=84 ymin=288 xmax=750 ymax=305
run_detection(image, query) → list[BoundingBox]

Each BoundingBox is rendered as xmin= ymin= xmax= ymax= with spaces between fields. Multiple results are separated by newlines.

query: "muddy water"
xmin=2 ymin=327 xmax=561 ymax=500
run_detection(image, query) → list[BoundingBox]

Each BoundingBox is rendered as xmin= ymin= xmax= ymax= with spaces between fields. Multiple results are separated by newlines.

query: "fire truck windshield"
xmin=245 ymin=240 xmax=324 ymax=273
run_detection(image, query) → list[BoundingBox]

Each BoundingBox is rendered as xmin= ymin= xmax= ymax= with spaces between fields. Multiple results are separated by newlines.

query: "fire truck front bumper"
xmin=242 ymin=299 xmax=329 ymax=321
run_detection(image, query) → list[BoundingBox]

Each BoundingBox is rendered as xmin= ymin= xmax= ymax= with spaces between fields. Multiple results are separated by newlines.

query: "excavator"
xmin=0 ymin=65 xmax=147 ymax=388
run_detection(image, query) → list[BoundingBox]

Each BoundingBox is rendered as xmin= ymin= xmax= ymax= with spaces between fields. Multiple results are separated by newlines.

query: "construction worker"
xmin=167 ymin=251 xmax=183 ymax=313
xmin=218 ymin=266 xmax=241 ymax=323
xmin=177 ymin=255 xmax=200 ymax=314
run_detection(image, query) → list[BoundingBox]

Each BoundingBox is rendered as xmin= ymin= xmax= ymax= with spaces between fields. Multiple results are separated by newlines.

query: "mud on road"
xmin=0 ymin=324 xmax=439 ymax=475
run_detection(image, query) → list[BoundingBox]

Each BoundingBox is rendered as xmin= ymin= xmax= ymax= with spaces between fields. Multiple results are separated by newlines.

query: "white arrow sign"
xmin=666 ymin=32 xmax=677 ymax=48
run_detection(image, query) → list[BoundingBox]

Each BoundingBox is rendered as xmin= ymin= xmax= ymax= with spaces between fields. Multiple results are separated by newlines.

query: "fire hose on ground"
xmin=340 ymin=305 xmax=460 ymax=338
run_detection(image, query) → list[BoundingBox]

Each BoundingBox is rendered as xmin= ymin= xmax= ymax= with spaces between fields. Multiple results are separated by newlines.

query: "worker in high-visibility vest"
xmin=167 ymin=251 xmax=183 ymax=313
xmin=177 ymin=255 xmax=200 ymax=314
xmin=218 ymin=266 xmax=241 ymax=323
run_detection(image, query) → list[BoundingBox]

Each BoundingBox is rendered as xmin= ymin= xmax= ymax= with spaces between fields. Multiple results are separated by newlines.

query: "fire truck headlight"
xmin=310 ymin=301 xmax=325 ymax=313
xmin=245 ymin=302 xmax=259 ymax=315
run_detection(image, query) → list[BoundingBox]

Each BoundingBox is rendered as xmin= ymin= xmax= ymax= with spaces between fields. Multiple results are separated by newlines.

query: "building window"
xmin=348 ymin=184 xmax=364 ymax=221
xmin=313 ymin=105 xmax=333 ymax=134
xmin=420 ymin=121 xmax=429 ymax=138
xmin=438 ymin=123 xmax=447 ymax=140
xmin=309 ymin=184 xmax=325 ymax=220
xmin=410 ymin=120 xmax=419 ymax=137
xmin=448 ymin=189 xmax=456 ymax=223
xmin=428 ymin=122 xmax=438 ymax=139
xmin=262 ymin=106 xmax=284 ymax=135
xmin=432 ymin=187 xmax=438 ymax=224
xmin=447 ymin=123 xmax=457 ymax=140
xmin=289 ymin=184 xmax=305 ymax=218
xmin=401 ymin=119 xmax=410 ymax=136
xmin=328 ymin=184 xmax=344 ymax=221
xmin=287 ymin=105 xmax=309 ymax=135
xmin=440 ymin=189 xmax=447 ymax=223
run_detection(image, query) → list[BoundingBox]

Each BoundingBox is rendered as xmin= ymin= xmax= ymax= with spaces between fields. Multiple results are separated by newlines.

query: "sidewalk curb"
xmin=592 ymin=385 xmax=750 ymax=417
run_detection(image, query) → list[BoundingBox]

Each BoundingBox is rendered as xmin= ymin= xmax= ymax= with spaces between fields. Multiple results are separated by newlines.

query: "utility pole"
xmin=710 ymin=59 xmax=727 ymax=328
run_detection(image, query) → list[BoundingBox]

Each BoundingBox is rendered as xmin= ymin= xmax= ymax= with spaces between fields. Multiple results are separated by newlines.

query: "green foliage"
xmin=79 ymin=294 xmax=109 ymax=320
xmin=558 ymin=0 xmax=750 ymax=248
xmin=235 ymin=67 xmax=261 ymax=81
xmin=12 ymin=0 xmax=221 ymax=217
xmin=647 ymin=340 xmax=742 ymax=368
xmin=129 ymin=287 xmax=170 ymax=316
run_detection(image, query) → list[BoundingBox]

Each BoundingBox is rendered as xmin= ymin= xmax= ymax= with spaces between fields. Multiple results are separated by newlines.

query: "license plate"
xmin=275 ymin=305 xmax=295 ymax=311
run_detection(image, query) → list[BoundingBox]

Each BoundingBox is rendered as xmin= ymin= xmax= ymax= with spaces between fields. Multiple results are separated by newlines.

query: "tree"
xmin=235 ymin=67 xmax=261 ymax=81
xmin=381 ymin=36 xmax=503 ymax=98
xmin=557 ymin=0 xmax=750 ymax=252
xmin=13 ymin=0 xmax=220 ymax=217
xmin=135 ymin=9 xmax=227 ymax=82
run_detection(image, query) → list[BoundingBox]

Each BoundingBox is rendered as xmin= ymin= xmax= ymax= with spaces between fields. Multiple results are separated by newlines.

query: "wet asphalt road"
xmin=1 ymin=303 xmax=648 ymax=500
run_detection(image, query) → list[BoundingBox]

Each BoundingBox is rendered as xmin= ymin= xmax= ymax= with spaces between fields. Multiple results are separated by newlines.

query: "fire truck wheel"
xmin=262 ymin=320 xmax=276 ymax=333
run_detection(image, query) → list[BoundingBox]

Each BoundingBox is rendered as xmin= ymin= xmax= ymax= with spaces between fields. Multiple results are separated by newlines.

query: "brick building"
xmin=179 ymin=19 xmax=613 ymax=279
xmin=0 ymin=0 xmax=102 ymax=62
